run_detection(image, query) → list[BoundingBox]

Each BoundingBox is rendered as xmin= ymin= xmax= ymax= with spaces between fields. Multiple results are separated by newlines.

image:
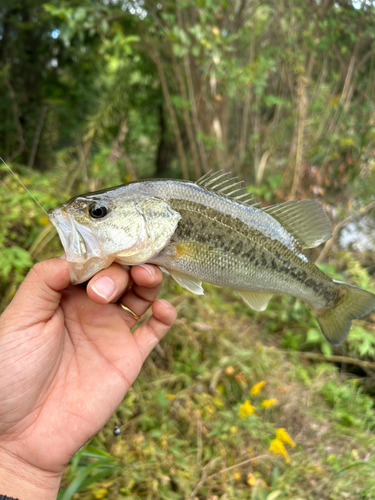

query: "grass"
xmin=57 ymin=275 xmax=375 ymax=500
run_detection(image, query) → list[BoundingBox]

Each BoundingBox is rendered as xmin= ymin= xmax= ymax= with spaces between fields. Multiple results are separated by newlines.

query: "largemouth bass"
xmin=48 ymin=171 xmax=375 ymax=346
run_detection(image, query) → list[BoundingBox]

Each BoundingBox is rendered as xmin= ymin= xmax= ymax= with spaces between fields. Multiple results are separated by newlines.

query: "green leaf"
xmin=321 ymin=341 xmax=333 ymax=357
xmin=59 ymin=459 xmax=114 ymax=500
xmin=307 ymin=328 xmax=321 ymax=343
xmin=267 ymin=491 xmax=283 ymax=500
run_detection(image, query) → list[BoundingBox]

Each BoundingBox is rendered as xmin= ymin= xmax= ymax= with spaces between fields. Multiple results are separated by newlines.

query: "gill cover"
xmin=115 ymin=198 xmax=181 ymax=264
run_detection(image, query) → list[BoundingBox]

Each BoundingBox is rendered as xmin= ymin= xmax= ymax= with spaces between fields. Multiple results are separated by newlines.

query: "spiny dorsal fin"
xmin=196 ymin=170 xmax=258 ymax=207
xmin=263 ymin=200 xmax=332 ymax=249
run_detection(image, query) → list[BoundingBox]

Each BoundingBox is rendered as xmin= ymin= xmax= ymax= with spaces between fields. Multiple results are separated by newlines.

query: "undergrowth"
xmin=57 ymin=276 xmax=375 ymax=500
xmin=2 ymin=165 xmax=375 ymax=499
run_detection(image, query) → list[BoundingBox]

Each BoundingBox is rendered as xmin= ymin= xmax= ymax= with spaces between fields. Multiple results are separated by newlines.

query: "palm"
xmin=0 ymin=259 xmax=175 ymax=475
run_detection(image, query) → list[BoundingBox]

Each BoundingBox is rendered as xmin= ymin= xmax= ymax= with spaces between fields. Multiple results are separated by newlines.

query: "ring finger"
xmin=117 ymin=264 xmax=164 ymax=328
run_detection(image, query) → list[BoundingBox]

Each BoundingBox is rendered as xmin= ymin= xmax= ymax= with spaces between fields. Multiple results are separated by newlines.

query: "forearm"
xmin=0 ymin=449 xmax=62 ymax=500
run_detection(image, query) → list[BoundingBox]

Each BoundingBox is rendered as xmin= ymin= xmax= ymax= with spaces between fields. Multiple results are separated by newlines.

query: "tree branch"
xmin=294 ymin=351 xmax=375 ymax=372
xmin=143 ymin=35 xmax=189 ymax=179
xmin=28 ymin=105 xmax=47 ymax=168
xmin=4 ymin=76 xmax=25 ymax=162
xmin=175 ymin=2 xmax=208 ymax=174
xmin=316 ymin=200 xmax=375 ymax=263
xmin=291 ymin=73 xmax=308 ymax=197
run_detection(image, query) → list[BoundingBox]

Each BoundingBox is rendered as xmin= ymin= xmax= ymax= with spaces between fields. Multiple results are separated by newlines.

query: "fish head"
xmin=48 ymin=188 xmax=181 ymax=284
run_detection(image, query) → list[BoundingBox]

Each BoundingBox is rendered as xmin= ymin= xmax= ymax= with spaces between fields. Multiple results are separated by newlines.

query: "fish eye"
xmin=89 ymin=203 xmax=108 ymax=219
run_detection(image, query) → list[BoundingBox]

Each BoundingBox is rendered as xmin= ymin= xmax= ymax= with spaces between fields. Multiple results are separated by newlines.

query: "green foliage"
xmin=0 ymin=163 xmax=69 ymax=307
xmin=57 ymin=446 xmax=121 ymax=500
xmin=0 ymin=246 xmax=33 ymax=281
xmin=1 ymin=0 xmax=375 ymax=498
xmin=53 ymin=280 xmax=375 ymax=499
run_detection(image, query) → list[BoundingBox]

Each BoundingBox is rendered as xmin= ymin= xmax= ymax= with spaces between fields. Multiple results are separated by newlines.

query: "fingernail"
xmin=91 ymin=276 xmax=116 ymax=300
xmin=158 ymin=299 xmax=171 ymax=309
xmin=139 ymin=264 xmax=155 ymax=276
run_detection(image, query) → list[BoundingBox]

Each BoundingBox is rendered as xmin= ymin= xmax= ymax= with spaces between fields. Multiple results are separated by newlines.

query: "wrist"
xmin=0 ymin=448 xmax=62 ymax=500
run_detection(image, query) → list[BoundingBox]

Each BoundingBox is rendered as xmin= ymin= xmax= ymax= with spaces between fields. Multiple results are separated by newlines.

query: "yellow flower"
xmin=225 ymin=365 xmax=235 ymax=375
xmin=247 ymin=472 xmax=257 ymax=486
xmin=233 ymin=471 xmax=241 ymax=482
xmin=276 ymin=428 xmax=296 ymax=448
xmin=213 ymin=396 xmax=224 ymax=407
xmin=229 ymin=426 xmax=238 ymax=434
xmin=38 ymin=215 xmax=50 ymax=226
xmin=217 ymin=383 xmax=225 ymax=394
xmin=261 ymin=398 xmax=278 ymax=408
xmin=269 ymin=438 xmax=290 ymax=463
xmin=238 ymin=400 xmax=255 ymax=418
xmin=351 ymin=449 xmax=359 ymax=460
xmin=250 ymin=381 xmax=266 ymax=396
xmin=93 ymin=488 xmax=108 ymax=499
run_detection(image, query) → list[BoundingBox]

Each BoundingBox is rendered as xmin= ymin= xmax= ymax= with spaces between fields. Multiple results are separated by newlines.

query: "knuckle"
xmin=27 ymin=261 xmax=45 ymax=281
xmin=149 ymin=322 xmax=164 ymax=342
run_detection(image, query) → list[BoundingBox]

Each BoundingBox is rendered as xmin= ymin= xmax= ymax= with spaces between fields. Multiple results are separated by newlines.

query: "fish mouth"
xmin=48 ymin=209 xmax=88 ymax=262
xmin=48 ymin=208 xmax=111 ymax=284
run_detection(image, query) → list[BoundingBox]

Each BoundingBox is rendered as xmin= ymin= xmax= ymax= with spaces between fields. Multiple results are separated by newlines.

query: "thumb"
xmin=5 ymin=257 xmax=71 ymax=326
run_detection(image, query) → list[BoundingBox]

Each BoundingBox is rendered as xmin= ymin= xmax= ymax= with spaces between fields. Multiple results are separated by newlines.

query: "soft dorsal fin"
xmin=264 ymin=200 xmax=332 ymax=249
xmin=196 ymin=170 xmax=258 ymax=207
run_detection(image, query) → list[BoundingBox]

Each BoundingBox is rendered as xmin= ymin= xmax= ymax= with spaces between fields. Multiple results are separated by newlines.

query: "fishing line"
xmin=0 ymin=156 xmax=48 ymax=215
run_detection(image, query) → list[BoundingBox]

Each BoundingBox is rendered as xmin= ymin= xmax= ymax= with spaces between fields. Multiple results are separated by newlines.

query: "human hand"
xmin=0 ymin=258 xmax=176 ymax=500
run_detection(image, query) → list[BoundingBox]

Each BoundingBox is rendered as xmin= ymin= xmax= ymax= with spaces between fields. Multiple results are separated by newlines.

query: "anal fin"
xmin=237 ymin=290 xmax=273 ymax=311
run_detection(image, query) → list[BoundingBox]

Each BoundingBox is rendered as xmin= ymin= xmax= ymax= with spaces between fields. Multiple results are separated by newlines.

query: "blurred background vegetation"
xmin=1 ymin=0 xmax=375 ymax=498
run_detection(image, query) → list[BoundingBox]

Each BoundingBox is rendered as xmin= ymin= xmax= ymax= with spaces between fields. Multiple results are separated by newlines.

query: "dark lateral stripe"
xmin=168 ymin=199 xmax=338 ymax=304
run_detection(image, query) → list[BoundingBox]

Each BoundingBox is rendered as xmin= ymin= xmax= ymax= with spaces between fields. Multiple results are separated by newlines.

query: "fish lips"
xmin=48 ymin=208 xmax=110 ymax=284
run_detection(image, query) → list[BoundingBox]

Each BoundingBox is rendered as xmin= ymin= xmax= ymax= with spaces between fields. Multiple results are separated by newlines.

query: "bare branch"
xmin=238 ymin=32 xmax=255 ymax=165
xmin=189 ymin=454 xmax=272 ymax=499
xmin=4 ymin=77 xmax=25 ymax=162
xmin=108 ymin=118 xmax=128 ymax=165
xmin=28 ymin=105 xmax=47 ymax=169
xmin=316 ymin=200 xmax=375 ymax=263
xmin=171 ymin=49 xmax=201 ymax=179
xmin=142 ymin=30 xmax=189 ymax=179
xmin=294 ymin=351 xmax=375 ymax=372
xmin=291 ymin=73 xmax=308 ymax=197
xmin=175 ymin=2 xmax=208 ymax=173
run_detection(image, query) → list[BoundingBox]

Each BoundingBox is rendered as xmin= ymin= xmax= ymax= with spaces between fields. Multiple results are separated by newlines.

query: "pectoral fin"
xmin=237 ymin=290 xmax=273 ymax=311
xmin=169 ymin=270 xmax=204 ymax=295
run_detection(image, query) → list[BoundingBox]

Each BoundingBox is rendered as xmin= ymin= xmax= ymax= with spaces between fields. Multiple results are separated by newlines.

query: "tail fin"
xmin=315 ymin=280 xmax=375 ymax=346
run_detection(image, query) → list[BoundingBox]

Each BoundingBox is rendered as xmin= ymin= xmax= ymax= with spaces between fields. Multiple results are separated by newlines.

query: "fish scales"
xmin=48 ymin=172 xmax=375 ymax=346
xmin=150 ymin=199 xmax=337 ymax=308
